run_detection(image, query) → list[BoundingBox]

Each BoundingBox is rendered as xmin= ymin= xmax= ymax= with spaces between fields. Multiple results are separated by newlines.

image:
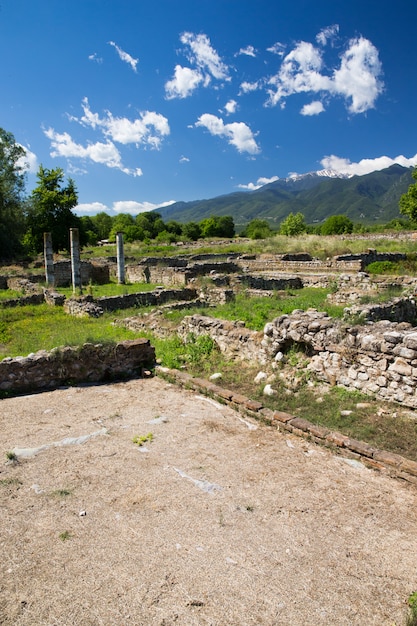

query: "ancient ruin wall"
xmin=0 ymin=339 xmax=155 ymax=395
xmin=179 ymin=303 xmax=417 ymax=408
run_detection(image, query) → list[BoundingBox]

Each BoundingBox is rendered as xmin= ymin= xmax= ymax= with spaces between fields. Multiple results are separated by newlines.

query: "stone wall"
xmin=0 ymin=339 xmax=155 ymax=395
xmin=178 ymin=305 xmax=417 ymax=408
xmin=53 ymin=260 xmax=110 ymax=287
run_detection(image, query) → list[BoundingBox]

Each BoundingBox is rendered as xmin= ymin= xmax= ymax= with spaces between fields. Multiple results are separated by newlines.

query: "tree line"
xmin=1 ymin=126 xmax=417 ymax=261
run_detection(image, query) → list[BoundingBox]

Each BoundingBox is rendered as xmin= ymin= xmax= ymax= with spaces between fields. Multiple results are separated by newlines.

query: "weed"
xmin=132 ymin=433 xmax=154 ymax=446
xmin=51 ymin=489 xmax=72 ymax=497
xmin=59 ymin=531 xmax=71 ymax=541
xmin=0 ymin=477 xmax=22 ymax=487
xmin=5 ymin=450 xmax=17 ymax=462
xmin=406 ymin=592 xmax=417 ymax=626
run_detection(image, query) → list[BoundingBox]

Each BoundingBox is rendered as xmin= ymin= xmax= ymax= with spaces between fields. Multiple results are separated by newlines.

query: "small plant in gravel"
xmin=51 ymin=489 xmax=72 ymax=497
xmin=406 ymin=592 xmax=417 ymax=626
xmin=5 ymin=450 xmax=17 ymax=463
xmin=132 ymin=433 xmax=153 ymax=446
xmin=59 ymin=531 xmax=71 ymax=541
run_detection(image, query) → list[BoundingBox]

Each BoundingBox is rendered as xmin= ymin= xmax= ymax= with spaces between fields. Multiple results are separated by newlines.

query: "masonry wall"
xmin=0 ymin=339 xmax=155 ymax=395
xmin=179 ymin=301 xmax=417 ymax=408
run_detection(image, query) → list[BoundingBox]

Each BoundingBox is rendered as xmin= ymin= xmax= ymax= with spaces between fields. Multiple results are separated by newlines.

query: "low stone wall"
xmin=235 ymin=274 xmax=303 ymax=291
xmin=0 ymin=339 xmax=155 ymax=395
xmin=63 ymin=288 xmax=199 ymax=317
xmin=179 ymin=306 xmax=417 ymax=408
xmin=178 ymin=315 xmax=263 ymax=361
xmin=263 ymin=310 xmax=417 ymax=408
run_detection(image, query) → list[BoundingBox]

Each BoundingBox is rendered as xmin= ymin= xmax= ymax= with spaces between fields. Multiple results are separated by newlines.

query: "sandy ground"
xmin=1 ymin=375 xmax=417 ymax=626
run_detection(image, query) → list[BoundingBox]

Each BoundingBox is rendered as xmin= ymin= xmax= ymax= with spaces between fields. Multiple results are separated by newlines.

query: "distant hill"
xmin=157 ymin=164 xmax=414 ymax=227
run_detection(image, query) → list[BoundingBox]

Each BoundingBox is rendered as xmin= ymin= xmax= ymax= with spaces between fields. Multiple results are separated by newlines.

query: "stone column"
xmin=116 ymin=232 xmax=125 ymax=284
xmin=70 ymin=228 xmax=82 ymax=294
xmin=43 ymin=232 xmax=55 ymax=287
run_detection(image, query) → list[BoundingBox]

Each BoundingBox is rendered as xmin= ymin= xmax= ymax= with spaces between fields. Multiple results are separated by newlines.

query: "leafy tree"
xmin=399 ymin=167 xmax=417 ymax=222
xmin=91 ymin=212 xmax=113 ymax=240
xmin=0 ymin=128 xmax=27 ymax=259
xmin=200 ymin=215 xmax=235 ymax=238
xmin=320 ymin=214 xmax=354 ymax=235
xmin=109 ymin=213 xmax=135 ymax=241
xmin=79 ymin=215 xmax=99 ymax=246
xmin=242 ymin=218 xmax=274 ymax=239
xmin=279 ymin=212 xmax=307 ymax=236
xmin=26 ymin=166 xmax=80 ymax=253
xmin=182 ymin=221 xmax=201 ymax=241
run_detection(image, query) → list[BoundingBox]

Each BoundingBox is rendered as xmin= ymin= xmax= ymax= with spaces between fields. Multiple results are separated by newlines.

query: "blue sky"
xmin=1 ymin=0 xmax=416 ymax=216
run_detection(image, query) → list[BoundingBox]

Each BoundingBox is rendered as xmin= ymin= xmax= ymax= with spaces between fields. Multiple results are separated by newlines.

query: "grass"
xmin=406 ymin=592 xmax=417 ymax=626
xmin=0 ymin=303 xmax=139 ymax=359
xmin=55 ymin=281 xmax=157 ymax=298
xmin=78 ymin=233 xmax=417 ymax=261
xmin=165 ymin=288 xmax=345 ymax=331
xmin=175 ymin=347 xmax=417 ymax=462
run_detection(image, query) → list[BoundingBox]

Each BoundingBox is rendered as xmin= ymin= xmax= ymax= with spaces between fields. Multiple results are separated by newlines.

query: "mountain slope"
xmin=157 ymin=165 xmax=414 ymax=226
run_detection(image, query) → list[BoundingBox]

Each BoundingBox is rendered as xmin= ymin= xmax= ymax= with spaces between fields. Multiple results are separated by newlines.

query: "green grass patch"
xmin=55 ymin=281 xmax=157 ymax=298
xmin=164 ymin=288 xmax=344 ymax=331
xmin=0 ymin=303 xmax=139 ymax=359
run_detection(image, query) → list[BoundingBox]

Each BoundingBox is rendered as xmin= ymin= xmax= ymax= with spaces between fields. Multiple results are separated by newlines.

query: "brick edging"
xmin=155 ymin=366 xmax=417 ymax=486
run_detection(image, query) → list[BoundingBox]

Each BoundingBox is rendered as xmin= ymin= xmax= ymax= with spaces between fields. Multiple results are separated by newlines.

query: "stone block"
xmin=288 ymin=417 xmax=313 ymax=432
xmin=373 ymin=449 xmax=404 ymax=468
xmin=345 ymin=438 xmax=375 ymax=458
xmin=272 ymin=410 xmax=295 ymax=424
xmin=388 ymin=358 xmax=412 ymax=376
xmin=326 ymin=431 xmax=350 ymax=448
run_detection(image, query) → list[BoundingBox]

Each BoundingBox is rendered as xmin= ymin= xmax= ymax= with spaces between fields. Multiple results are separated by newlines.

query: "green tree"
xmin=242 ymin=218 xmax=274 ymax=239
xmin=26 ymin=166 xmax=80 ymax=253
xmin=0 ymin=128 xmax=27 ymax=259
xmin=91 ymin=212 xmax=113 ymax=240
xmin=279 ymin=212 xmax=307 ymax=236
xmin=399 ymin=167 xmax=417 ymax=222
xmin=320 ymin=214 xmax=354 ymax=235
xmin=182 ymin=221 xmax=201 ymax=241
xmin=200 ymin=215 xmax=235 ymax=238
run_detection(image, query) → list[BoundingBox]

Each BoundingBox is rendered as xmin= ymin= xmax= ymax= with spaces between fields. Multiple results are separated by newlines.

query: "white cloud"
xmin=267 ymin=42 xmax=286 ymax=56
xmin=180 ymin=32 xmax=229 ymax=80
xmin=44 ymin=128 xmax=143 ymax=176
xmin=239 ymin=80 xmax=261 ymax=94
xmin=301 ymin=101 xmax=325 ymax=116
xmin=179 ymin=155 xmax=190 ymax=163
xmin=70 ymin=98 xmax=170 ymax=149
xmin=238 ymin=175 xmax=279 ymax=190
xmin=266 ymin=35 xmax=383 ymax=114
xmin=75 ymin=202 xmax=109 ymax=215
xmin=237 ymin=45 xmax=257 ymax=57
xmin=165 ymin=65 xmax=204 ymax=99
xmin=88 ymin=52 xmax=103 ymax=64
xmin=224 ymin=99 xmax=238 ymax=115
xmin=267 ymin=41 xmax=331 ymax=106
xmin=165 ymin=32 xmax=229 ymax=99
xmin=17 ymin=145 xmax=38 ymax=173
xmin=320 ymin=153 xmax=417 ymax=176
xmin=113 ymin=200 xmax=176 ymax=215
xmin=332 ymin=37 xmax=383 ymax=113
xmin=316 ymin=24 xmax=339 ymax=46
xmin=108 ymin=41 xmax=138 ymax=72
xmin=195 ymin=113 xmax=260 ymax=155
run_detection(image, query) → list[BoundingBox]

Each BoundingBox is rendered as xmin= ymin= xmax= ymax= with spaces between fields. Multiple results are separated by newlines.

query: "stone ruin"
xmin=3 ymin=247 xmax=417 ymax=409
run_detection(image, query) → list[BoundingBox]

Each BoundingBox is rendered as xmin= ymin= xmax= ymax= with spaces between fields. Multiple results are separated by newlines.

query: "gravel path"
xmin=1 ymin=376 xmax=416 ymax=625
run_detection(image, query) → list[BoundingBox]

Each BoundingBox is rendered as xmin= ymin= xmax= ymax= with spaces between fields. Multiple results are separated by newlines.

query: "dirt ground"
xmin=1 ymin=376 xmax=417 ymax=626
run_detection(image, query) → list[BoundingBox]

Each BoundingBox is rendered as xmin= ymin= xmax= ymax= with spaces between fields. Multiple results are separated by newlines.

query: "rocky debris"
xmin=64 ymin=296 xmax=104 ymax=318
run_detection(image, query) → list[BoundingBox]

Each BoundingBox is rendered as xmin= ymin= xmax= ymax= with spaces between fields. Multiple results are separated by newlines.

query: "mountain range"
xmin=157 ymin=164 xmax=414 ymax=228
